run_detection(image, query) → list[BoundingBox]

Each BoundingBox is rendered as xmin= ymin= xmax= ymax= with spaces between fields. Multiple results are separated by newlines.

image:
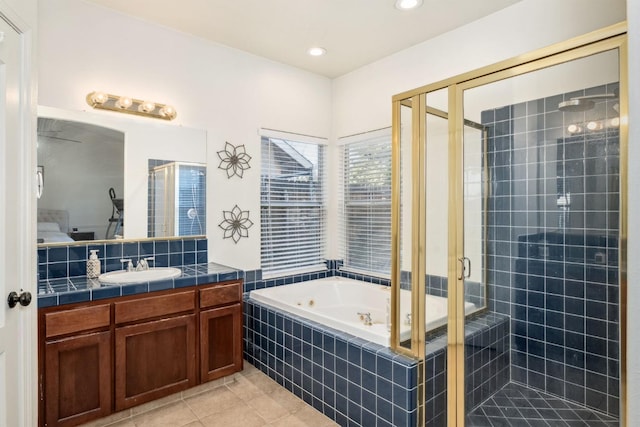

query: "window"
xmin=339 ymin=135 xmax=392 ymax=276
xmin=261 ymin=137 xmax=326 ymax=277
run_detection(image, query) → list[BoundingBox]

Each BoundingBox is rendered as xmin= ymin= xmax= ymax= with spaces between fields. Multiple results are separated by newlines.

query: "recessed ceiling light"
xmin=395 ymin=0 xmax=423 ymax=10
xmin=307 ymin=47 xmax=327 ymax=57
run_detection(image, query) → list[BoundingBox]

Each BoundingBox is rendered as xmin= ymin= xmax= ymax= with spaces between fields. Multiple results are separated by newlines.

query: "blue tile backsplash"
xmin=38 ymin=237 xmax=209 ymax=281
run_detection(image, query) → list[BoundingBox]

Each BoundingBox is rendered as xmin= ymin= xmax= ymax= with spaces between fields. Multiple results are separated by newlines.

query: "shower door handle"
xmin=458 ymin=257 xmax=471 ymax=280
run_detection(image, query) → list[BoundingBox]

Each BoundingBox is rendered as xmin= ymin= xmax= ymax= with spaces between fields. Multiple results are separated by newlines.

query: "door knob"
xmin=7 ymin=290 xmax=32 ymax=308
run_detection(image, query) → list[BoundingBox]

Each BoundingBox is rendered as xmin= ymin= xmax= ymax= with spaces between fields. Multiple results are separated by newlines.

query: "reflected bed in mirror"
xmin=37 ymin=106 xmax=208 ymax=246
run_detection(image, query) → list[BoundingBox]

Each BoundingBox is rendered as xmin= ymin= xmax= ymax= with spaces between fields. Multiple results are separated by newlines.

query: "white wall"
xmin=38 ymin=0 xmax=332 ymax=270
xmin=331 ymin=0 xmax=626 ymax=139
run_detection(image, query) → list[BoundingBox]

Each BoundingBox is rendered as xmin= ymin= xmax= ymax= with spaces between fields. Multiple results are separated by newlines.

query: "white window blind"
xmin=261 ymin=137 xmax=327 ymax=277
xmin=339 ymin=135 xmax=392 ymax=276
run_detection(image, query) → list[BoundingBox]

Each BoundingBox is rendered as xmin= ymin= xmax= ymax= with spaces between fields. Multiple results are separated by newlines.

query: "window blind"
xmin=339 ymin=136 xmax=392 ymax=276
xmin=261 ymin=137 xmax=327 ymax=277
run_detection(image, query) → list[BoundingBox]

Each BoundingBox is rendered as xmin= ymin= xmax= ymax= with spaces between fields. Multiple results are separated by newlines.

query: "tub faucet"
xmin=358 ymin=312 xmax=372 ymax=326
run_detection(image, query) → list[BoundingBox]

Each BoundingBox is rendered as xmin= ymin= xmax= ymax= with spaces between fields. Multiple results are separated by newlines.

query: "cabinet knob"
xmin=7 ymin=290 xmax=32 ymax=308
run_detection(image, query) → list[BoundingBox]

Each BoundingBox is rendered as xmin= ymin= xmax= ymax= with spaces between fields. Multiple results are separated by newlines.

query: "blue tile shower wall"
xmin=38 ymin=237 xmax=208 ymax=280
xmin=482 ymin=83 xmax=620 ymax=416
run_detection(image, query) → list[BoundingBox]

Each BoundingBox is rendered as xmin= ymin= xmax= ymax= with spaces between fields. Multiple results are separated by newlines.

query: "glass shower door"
xmin=459 ymin=46 xmax=623 ymax=426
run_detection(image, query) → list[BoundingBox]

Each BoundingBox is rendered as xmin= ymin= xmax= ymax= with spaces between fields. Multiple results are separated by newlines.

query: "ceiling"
xmin=83 ymin=0 xmax=522 ymax=78
xmin=38 ymin=118 xmax=123 ymax=146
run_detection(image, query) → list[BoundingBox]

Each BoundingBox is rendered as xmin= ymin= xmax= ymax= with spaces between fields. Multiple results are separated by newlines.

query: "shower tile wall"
xmin=482 ymin=83 xmax=620 ymax=417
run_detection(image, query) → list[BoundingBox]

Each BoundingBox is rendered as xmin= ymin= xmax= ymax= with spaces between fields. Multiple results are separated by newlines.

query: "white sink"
xmin=98 ymin=267 xmax=182 ymax=285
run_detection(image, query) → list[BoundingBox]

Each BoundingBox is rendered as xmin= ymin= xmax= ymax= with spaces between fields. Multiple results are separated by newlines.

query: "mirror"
xmin=37 ymin=106 xmax=208 ymax=246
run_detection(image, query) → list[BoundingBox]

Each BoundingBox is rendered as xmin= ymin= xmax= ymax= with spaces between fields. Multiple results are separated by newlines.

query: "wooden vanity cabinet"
xmin=113 ymin=291 xmax=197 ymax=411
xmin=199 ymin=281 xmax=243 ymax=382
xmin=41 ymin=304 xmax=112 ymax=427
xmin=39 ymin=280 xmax=243 ymax=427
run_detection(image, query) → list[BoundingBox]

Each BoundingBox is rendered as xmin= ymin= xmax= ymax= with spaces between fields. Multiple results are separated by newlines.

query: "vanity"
xmin=35 ymin=106 xmax=237 ymax=426
xmin=37 ymin=260 xmax=244 ymax=427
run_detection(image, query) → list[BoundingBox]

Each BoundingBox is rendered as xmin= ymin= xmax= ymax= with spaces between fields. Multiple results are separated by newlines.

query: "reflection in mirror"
xmin=36 ymin=106 xmax=208 ymax=246
xmin=148 ymin=160 xmax=206 ymax=238
xmin=37 ymin=118 xmax=124 ymax=243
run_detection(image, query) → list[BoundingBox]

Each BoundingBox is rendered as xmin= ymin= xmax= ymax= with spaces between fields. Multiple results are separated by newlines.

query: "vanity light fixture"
xmin=86 ymin=91 xmax=177 ymax=120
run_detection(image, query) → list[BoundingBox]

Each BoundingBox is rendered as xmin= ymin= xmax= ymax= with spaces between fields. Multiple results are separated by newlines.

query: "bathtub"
xmin=249 ymin=276 xmax=475 ymax=346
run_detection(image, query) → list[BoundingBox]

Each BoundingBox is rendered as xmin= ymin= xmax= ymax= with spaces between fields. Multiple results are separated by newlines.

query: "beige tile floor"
xmin=79 ymin=363 xmax=338 ymax=427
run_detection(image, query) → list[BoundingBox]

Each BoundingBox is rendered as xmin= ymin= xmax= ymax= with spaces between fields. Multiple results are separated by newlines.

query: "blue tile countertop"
xmin=38 ymin=262 xmax=244 ymax=308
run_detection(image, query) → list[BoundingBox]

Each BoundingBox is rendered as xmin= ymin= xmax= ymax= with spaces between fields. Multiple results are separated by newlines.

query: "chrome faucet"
xmin=358 ymin=312 xmax=372 ymax=326
xmin=135 ymin=257 xmax=155 ymax=271
xmin=120 ymin=259 xmax=134 ymax=272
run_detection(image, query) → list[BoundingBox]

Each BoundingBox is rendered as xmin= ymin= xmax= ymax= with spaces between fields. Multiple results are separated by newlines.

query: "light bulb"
xmin=586 ymin=121 xmax=601 ymax=131
xmin=115 ymin=96 xmax=133 ymax=109
xmin=90 ymin=91 xmax=109 ymax=105
xmin=138 ymin=101 xmax=156 ymax=113
xmin=567 ymin=124 xmax=581 ymax=134
xmin=159 ymin=105 xmax=177 ymax=120
xmin=609 ymin=117 xmax=620 ymax=127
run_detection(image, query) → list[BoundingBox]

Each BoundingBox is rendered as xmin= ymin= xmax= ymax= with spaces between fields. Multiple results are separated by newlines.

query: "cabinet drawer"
xmin=45 ymin=304 xmax=111 ymax=338
xmin=199 ymin=282 xmax=242 ymax=309
xmin=115 ymin=291 xmax=195 ymax=324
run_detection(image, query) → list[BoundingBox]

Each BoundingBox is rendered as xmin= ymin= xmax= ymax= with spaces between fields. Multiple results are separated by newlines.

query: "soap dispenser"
xmin=87 ymin=250 xmax=101 ymax=279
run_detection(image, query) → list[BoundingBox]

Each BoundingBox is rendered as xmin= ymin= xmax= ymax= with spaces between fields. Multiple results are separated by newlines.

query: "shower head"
xmin=558 ymin=92 xmax=617 ymax=112
xmin=558 ymin=98 xmax=595 ymax=112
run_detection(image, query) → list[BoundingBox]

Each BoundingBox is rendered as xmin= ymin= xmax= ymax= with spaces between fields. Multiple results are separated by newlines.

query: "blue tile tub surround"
xmin=242 ymin=259 xmax=391 ymax=293
xmin=245 ymin=294 xmax=509 ymax=427
xmin=37 ymin=262 xmax=241 ymax=308
xmin=244 ymin=296 xmax=419 ymax=427
xmin=37 ymin=237 xmax=208 ymax=281
xmin=483 ymin=83 xmax=620 ymax=417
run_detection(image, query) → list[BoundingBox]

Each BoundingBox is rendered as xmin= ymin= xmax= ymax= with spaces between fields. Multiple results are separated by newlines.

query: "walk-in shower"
xmin=391 ymin=24 xmax=627 ymax=427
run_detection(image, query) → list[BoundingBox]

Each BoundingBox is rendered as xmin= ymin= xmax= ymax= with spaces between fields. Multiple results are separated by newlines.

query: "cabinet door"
xmin=114 ymin=314 xmax=196 ymax=411
xmin=200 ymin=303 xmax=243 ymax=382
xmin=44 ymin=331 xmax=112 ymax=427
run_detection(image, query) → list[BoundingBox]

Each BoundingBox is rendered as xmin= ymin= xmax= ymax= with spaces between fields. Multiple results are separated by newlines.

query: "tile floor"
xmin=466 ymin=382 xmax=619 ymax=427
xmin=79 ymin=363 xmax=338 ymax=427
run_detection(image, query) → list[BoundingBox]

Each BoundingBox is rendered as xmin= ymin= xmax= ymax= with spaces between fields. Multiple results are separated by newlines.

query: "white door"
xmin=0 ymin=12 xmax=36 ymax=427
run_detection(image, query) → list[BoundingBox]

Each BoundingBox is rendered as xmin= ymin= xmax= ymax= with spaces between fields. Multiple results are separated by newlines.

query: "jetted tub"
xmin=249 ymin=276 xmax=475 ymax=346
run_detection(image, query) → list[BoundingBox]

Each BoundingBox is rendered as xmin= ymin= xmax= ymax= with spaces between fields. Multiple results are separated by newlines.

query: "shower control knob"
xmin=7 ymin=290 xmax=32 ymax=308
